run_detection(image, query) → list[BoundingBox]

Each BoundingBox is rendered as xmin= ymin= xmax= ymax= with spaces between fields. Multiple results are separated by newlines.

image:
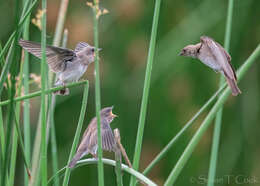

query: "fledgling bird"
xmin=19 ymin=39 xmax=100 ymax=95
xmin=179 ymin=36 xmax=241 ymax=96
xmin=68 ymin=106 xmax=117 ymax=168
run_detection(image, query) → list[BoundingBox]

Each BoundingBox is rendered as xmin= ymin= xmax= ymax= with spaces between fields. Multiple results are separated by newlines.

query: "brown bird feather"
xmin=69 ymin=106 xmax=117 ymax=168
xmin=179 ymin=36 xmax=241 ymax=96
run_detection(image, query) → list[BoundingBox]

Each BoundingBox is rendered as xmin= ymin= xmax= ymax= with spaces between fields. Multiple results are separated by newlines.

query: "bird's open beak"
xmin=110 ymin=111 xmax=118 ymax=118
xmin=98 ymin=48 xmax=102 ymax=51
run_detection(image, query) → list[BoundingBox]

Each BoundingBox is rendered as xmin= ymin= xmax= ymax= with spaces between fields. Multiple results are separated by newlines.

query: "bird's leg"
xmin=53 ymin=78 xmax=69 ymax=95
xmin=60 ymin=82 xmax=69 ymax=95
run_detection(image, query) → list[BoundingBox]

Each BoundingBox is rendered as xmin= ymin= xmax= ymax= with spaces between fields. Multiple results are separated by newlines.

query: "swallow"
xmin=68 ymin=106 xmax=117 ymax=168
xmin=19 ymin=39 xmax=101 ymax=95
xmin=179 ymin=36 xmax=241 ymax=96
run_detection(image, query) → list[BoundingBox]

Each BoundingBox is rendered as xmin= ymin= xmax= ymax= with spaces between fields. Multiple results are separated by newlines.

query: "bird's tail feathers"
xmin=69 ymin=152 xmax=83 ymax=168
xmin=225 ymin=77 xmax=241 ymax=96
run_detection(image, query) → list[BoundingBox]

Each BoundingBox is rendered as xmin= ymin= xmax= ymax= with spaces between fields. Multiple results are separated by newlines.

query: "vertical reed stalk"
xmin=114 ymin=129 xmax=124 ymax=186
xmin=9 ymin=47 xmax=26 ymax=186
xmin=130 ymin=0 xmax=161 ymax=185
xmin=62 ymin=82 xmax=89 ymax=186
xmin=40 ymin=0 xmax=47 ymax=184
xmin=0 ymin=44 xmax=5 ymax=162
xmin=1 ymin=0 xmax=21 ymax=182
xmin=50 ymin=29 xmax=69 ymax=186
xmin=0 ymin=106 xmax=4 ymax=157
xmin=22 ymin=1 xmax=31 ymax=186
xmin=0 ymin=105 xmax=3 ymax=185
xmin=53 ymin=0 xmax=69 ymax=46
xmin=207 ymin=0 xmax=234 ymax=185
xmin=3 ymin=48 xmax=16 ymax=186
xmin=30 ymin=0 xmax=70 ymax=184
xmin=92 ymin=1 xmax=104 ymax=185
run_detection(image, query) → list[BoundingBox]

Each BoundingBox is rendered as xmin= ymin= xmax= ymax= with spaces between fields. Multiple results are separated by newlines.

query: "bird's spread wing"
xmin=82 ymin=118 xmax=96 ymax=139
xmin=101 ymin=123 xmax=115 ymax=151
xmin=200 ymin=36 xmax=236 ymax=80
xmin=78 ymin=118 xmax=96 ymax=151
xmin=74 ymin=42 xmax=89 ymax=53
xmin=19 ymin=39 xmax=76 ymax=73
xmin=87 ymin=123 xmax=115 ymax=152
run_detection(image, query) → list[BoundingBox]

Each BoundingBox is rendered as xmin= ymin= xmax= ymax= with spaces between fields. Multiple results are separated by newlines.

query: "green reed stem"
xmin=50 ymin=29 xmax=69 ymax=186
xmin=8 ymin=112 xmax=18 ymax=186
xmin=0 ymin=105 xmax=4 ymax=157
xmin=22 ymin=0 xmax=32 ymax=185
xmin=12 ymin=110 xmax=31 ymax=177
xmin=1 ymin=4 xmax=21 ymax=182
xmin=130 ymin=0 xmax=161 ymax=185
xmin=0 ymin=105 xmax=4 ymax=185
xmin=0 ymin=80 xmax=87 ymax=106
xmin=48 ymin=5 xmax=70 ymax=181
xmin=164 ymin=44 xmax=260 ymax=186
xmin=92 ymin=1 xmax=104 ymax=185
xmin=29 ymin=116 xmax=42 ymax=186
xmin=40 ymin=0 xmax=47 ymax=184
xmin=0 ymin=45 xmax=13 ymax=186
xmin=62 ymin=82 xmax=89 ymax=186
xmin=49 ymin=158 xmax=157 ymax=186
xmin=143 ymin=85 xmax=225 ymax=176
xmin=207 ymin=1 xmax=234 ymax=185
xmin=50 ymin=120 xmax=59 ymax=186
xmin=9 ymin=36 xmax=27 ymax=186
xmin=53 ymin=0 xmax=69 ymax=46
xmin=0 ymin=44 xmax=5 ymax=162
xmin=223 ymin=0 xmax=234 ymax=53
xmin=115 ymin=148 xmax=123 ymax=186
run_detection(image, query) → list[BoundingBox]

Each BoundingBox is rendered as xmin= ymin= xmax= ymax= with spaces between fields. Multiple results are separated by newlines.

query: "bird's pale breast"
xmin=198 ymin=50 xmax=222 ymax=72
xmin=59 ymin=60 xmax=88 ymax=83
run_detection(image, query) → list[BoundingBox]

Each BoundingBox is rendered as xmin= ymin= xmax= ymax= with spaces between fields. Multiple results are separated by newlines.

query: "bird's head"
xmin=100 ymin=106 xmax=117 ymax=123
xmin=179 ymin=44 xmax=200 ymax=58
xmin=85 ymin=46 xmax=102 ymax=63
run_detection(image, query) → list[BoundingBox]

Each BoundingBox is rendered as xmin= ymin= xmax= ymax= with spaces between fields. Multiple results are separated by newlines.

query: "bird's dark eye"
xmin=183 ymin=49 xmax=186 ymax=52
xmin=91 ymin=48 xmax=95 ymax=52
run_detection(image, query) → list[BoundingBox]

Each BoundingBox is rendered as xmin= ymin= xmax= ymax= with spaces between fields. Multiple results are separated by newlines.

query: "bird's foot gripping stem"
xmin=53 ymin=83 xmax=70 ymax=96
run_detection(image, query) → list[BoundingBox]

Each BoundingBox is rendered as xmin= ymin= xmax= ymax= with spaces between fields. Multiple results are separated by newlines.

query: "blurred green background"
xmin=1 ymin=0 xmax=260 ymax=185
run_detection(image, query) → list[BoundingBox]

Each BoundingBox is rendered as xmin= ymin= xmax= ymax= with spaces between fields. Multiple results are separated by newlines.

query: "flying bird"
xmin=19 ymin=39 xmax=100 ymax=95
xmin=68 ymin=106 xmax=117 ymax=168
xmin=179 ymin=36 xmax=241 ymax=96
